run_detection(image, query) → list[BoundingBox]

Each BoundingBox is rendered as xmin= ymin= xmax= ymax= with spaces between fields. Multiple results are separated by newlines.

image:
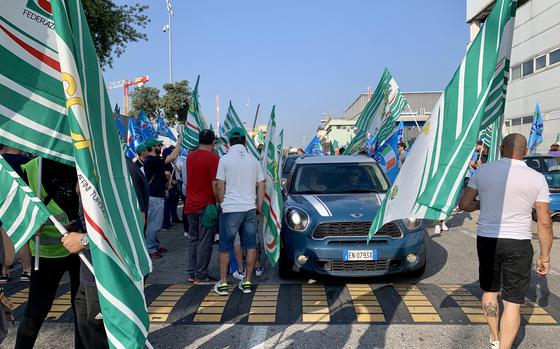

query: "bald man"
xmin=460 ymin=133 xmax=553 ymax=349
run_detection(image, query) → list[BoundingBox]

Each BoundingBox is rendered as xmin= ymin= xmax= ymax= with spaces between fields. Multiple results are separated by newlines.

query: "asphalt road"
xmin=2 ymin=210 xmax=560 ymax=349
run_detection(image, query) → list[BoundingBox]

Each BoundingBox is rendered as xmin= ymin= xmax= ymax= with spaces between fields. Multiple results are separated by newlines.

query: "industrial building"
xmin=469 ymin=0 xmax=560 ymax=151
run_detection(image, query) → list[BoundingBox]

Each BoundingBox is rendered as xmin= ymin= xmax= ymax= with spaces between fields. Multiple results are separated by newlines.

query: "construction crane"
xmin=107 ymin=75 xmax=150 ymax=115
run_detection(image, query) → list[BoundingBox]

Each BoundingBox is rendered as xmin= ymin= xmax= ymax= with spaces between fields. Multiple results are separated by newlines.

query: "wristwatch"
xmin=80 ymin=234 xmax=89 ymax=250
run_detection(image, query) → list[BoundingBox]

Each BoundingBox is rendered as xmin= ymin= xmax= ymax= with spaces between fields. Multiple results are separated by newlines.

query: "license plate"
xmin=343 ymin=250 xmax=377 ymax=261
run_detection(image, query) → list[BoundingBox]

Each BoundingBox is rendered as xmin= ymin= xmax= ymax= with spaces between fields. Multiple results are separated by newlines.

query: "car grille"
xmin=312 ymin=222 xmax=402 ymax=239
xmin=330 ymin=260 xmax=390 ymax=272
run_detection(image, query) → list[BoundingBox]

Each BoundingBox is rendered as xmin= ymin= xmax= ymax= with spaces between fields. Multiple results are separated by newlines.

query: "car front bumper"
xmin=281 ymin=227 xmax=427 ymax=277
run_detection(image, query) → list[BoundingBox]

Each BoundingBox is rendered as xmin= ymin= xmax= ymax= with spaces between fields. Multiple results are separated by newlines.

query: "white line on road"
xmin=248 ymin=325 xmax=269 ymax=349
xmin=458 ymin=229 xmax=560 ymax=276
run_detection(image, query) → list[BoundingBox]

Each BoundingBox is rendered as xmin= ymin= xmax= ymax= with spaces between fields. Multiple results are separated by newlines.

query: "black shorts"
xmin=476 ymin=236 xmax=533 ymax=304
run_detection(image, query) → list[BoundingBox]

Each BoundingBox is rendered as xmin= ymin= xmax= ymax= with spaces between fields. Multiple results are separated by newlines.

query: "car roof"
xmin=294 ymin=155 xmax=376 ymax=164
xmin=524 ymin=154 xmax=557 ymax=158
xmin=286 ymin=154 xmax=313 ymax=159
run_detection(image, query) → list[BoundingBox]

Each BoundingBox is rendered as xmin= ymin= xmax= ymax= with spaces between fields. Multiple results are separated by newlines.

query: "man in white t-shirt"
xmin=213 ymin=127 xmax=265 ymax=295
xmin=460 ymin=133 xmax=553 ymax=349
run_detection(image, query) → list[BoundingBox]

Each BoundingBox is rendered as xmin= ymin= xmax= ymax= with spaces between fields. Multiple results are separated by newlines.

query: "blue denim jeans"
xmin=219 ymin=209 xmax=257 ymax=252
xmin=146 ymin=196 xmax=165 ymax=254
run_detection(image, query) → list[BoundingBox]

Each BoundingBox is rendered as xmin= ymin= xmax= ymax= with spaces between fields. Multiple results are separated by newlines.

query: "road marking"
xmin=440 ymin=284 xmax=486 ymax=323
xmin=393 ymin=284 xmax=442 ymax=323
xmin=148 ymin=284 xmax=190 ymax=322
xmin=302 ymin=285 xmax=330 ymax=323
xmin=248 ymin=285 xmax=279 ymax=323
xmin=521 ymin=301 xmax=557 ymax=324
xmin=8 ymin=288 xmax=29 ymax=311
xmin=46 ymin=291 xmax=72 ymax=320
xmin=347 ymin=284 xmax=385 ymax=323
xmin=193 ymin=286 xmax=234 ymax=323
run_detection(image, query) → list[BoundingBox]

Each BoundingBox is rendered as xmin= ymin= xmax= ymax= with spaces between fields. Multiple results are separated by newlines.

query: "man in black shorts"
xmin=460 ymin=133 xmax=553 ymax=349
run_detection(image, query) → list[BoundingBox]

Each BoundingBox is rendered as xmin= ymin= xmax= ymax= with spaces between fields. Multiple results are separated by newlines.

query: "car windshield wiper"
xmin=334 ymin=189 xmax=381 ymax=193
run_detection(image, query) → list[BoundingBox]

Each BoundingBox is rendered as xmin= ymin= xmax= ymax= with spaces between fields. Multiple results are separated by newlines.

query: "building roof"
xmin=344 ymin=91 xmax=442 ymax=120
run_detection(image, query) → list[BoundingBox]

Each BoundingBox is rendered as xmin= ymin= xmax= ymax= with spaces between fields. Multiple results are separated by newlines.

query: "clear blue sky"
xmin=106 ymin=0 xmax=469 ymax=147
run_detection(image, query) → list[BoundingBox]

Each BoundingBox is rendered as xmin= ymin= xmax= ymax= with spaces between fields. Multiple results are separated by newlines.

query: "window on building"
xmin=536 ymin=55 xmax=547 ymax=70
xmin=522 ymin=60 xmax=534 ymax=77
xmin=550 ymin=48 xmax=560 ymax=66
xmin=523 ymin=116 xmax=533 ymax=125
xmin=511 ymin=64 xmax=521 ymax=81
xmin=511 ymin=118 xmax=522 ymax=126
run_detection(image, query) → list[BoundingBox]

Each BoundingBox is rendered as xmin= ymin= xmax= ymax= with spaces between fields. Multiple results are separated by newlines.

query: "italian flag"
xmin=381 ymin=145 xmax=397 ymax=172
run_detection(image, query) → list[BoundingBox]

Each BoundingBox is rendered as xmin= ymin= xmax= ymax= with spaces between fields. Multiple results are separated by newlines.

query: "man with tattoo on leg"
xmin=460 ymin=134 xmax=554 ymax=349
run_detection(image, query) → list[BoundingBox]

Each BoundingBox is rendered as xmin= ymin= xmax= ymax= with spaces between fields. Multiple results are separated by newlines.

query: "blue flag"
xmin=156 ymin=115 xmax=177 ymax=141
xmin=528 ymin=102 xmax=543 ymax=153
xmin=305 ymin=135 xmax=323 ymax=156
xmin=127 ymin=118 xmax=148 ymax=152
xmin=366 ymin=135 xmax=377 ymax=157
xmin=137 ymin=110 xmax=157 ymax=139
xmin=115 ymin=115 xmax=125 ymax=138
xmin=374 ymin=122 xmax=404 ymax=183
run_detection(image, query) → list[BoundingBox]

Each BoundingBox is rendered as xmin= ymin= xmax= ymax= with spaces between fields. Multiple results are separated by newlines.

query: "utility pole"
xmin=164 ymin=0 xmax=174 ymax=83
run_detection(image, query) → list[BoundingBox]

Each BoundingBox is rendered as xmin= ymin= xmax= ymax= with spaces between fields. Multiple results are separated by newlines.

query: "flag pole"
xmin=406 ymin=105 xmax=422 ymax=133
xmin=252 ymin=104 xmax=260 ymax=130
xmin=33 ymin=157 xmax=43 ymax=271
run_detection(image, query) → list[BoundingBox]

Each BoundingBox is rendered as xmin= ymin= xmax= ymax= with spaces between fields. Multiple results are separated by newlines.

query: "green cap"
xmin=228 ymin=127 xmax=245 ymax=139
xmin=135 ymin=144 xmax=147 ymax=154
xmin=145 ymin=139 xmax=158 ymax=148
xmin=156 ymin=139 xmax=164 ymax=146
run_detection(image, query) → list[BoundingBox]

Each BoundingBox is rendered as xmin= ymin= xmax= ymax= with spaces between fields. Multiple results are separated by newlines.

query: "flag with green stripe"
xmin=481 ymin=116 xmax=503 ymax=162
xmin=0 ymin=0 xmax=74 ymax=165
xmin=51 ymin=1 xmax=151 ymax=348
xmin=254 ymin=130 xmax=265 ymax=147
xmin=181 ymin=75 xmax=207 ymax=150
xmin=344 ymin=69 xmax=408 ymax=155
xmin=218 ymin=101 xmax=260 ymax=159
xmin=369 ymin=0 xmax=516 ymax=238
xmin=261 ymin=106 xmax=283 ymax=265
xmin=0 ymin=155 xmax=51 ymax=252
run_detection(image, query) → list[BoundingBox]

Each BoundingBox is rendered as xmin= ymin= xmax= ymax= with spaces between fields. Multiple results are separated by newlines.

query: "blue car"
xmin=524 ymin=154 xmax=560 ymax=221
xmin=279 ymin=156 xmax=427 ymax=278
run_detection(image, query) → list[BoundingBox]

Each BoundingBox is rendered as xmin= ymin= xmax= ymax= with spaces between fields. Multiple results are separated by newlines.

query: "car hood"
xmin=286 ymin=193 xmax=385 ymax=221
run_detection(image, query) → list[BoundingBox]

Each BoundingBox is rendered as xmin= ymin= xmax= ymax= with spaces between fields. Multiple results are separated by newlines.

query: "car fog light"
xmin=297 ymin=255 xmax=308 ymax=266
xmin=406 ymin=253 xmax=417 ymax=264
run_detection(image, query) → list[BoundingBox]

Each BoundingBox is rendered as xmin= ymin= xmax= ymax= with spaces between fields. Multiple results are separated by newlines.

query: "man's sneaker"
xmin=490 ymin=338 xmax=499 ymax=349
xmin=20 ymin=272 xmax=31 ymax=282
xmin=441 ymin=222 xmax=449 ymax=231
xmin=255 ymin=267 xmax=263 ymax=277
xmin=149 ymin=252 xmax=162 ymax=260
xmin=213 ymin=282 xmax=229 ymax=296
xmin=0 ymin=274 xmax=8 ymax=284
xmin=239 ymin=280 xmax=252 ymax=294
xmin=434 ymin=224 xmax=441 ymax=235
xmin=233 ymin=270 xmax=245 ymax=281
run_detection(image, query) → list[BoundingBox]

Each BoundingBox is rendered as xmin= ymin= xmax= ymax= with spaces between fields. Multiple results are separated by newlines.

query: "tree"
xmin=83 ymin=0 xmax=149 ymax=69
xmin=129 ymin=86 xmax=161 ymax=119
xmin=160 ymin=81 xmax=192 ymax=125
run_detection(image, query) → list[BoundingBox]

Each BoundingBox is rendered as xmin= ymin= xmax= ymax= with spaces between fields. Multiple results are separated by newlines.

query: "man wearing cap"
xmin=185 ymin=130 xmax=219 ymax=284
xmin=144 ymin=137 xmax=182 ymax=259
xmin=213 ymin=127 xmax=265 ymax=295
xmin=134 ymin=144 xmax=148 ymax=173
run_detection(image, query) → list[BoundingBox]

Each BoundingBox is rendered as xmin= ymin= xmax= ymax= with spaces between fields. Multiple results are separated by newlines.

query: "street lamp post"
xmin=164 ymin=0 xmax=174 ymax=84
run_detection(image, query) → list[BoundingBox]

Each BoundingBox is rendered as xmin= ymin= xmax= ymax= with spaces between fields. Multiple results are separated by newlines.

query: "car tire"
xmin=407 ymin=261 xmax=426 ymax=278
xmin=278 ymin=249 xmax=296 ymax=279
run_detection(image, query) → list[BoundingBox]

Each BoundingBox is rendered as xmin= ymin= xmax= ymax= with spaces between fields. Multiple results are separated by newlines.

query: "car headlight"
xmin=286 ymin=207 xmax=309 ymax=232
xmin=403 ymin=218 xmax=422 ymax=230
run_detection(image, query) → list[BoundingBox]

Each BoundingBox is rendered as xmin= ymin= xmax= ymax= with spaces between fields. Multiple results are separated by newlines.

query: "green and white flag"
xmin=277 ymin=129 xmax=284 ymax=176
xmin=0 ymin=0 xmax=74 ymax=165
xmin=370 ymin=0 xmax=516 ymax=237
xmin=217 ymin=101 xmax=260 ymax=159
xmin=0 ymin=155 xmax=51 ymax=252
xmin=344 ymin=69 xmax=408 ymax=155
xmin=51 ymin=1 xmax=151 ymax=348
xmin=254 ymin=130 xmax=265 ymax=147
xmin=261 ymin=107 xmax=283 ymax=265
xmin=182 ymin=75 xmax=207 ymax=150
xmin=481 ymin=116 xmax=503 ymax=162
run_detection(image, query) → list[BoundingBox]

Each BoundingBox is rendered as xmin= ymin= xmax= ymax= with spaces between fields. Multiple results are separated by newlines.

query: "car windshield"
xmin=290 ymin=163 xmax=389 ymax=195
xmin=282 ymin=158 xmax=296 ymax=178
xmin=525 ymin=157 xmax=560 ymax=173
xmin=544 ymin=157 xmax=560 ymax=172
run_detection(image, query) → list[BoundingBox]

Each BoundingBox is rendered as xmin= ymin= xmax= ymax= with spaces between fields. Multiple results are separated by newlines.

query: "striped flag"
xmin=254 ymin=130 xmax=265 ymax=147
xmin=181 ymin=75 xmax=207 ymax=150
xmin=369 ymin=0 xmax=516 ymax=237
xmin=344 ymin=69 xmax=408 ymax=155
xmin=51 ymin=1 xmax=151 ymax=348
xmin=480 ymin=116 xmax=503 ymax=162
xmin=0 ymin=155 xmax=51 ymax=252
xmin=0 ymin=0 xmax=74 ymax=165
xmin=261 ymin=106 xmax=283 ymax=265
xmin=217 ymin=102 xmax=260 ymax=159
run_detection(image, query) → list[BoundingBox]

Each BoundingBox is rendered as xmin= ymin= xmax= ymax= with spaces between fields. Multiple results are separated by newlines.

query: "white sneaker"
xmin=441 ymin=222 xmax=449 ymax=231
xmin=490 ymin=338 xmax=499 ymax=349
xmin=233 ymin=270 xmax=245 ymax=281
xmin=434 ymin=224 xmax=442 ymax=235
xmin=255 ymin=267 xmax=263 ymax=277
